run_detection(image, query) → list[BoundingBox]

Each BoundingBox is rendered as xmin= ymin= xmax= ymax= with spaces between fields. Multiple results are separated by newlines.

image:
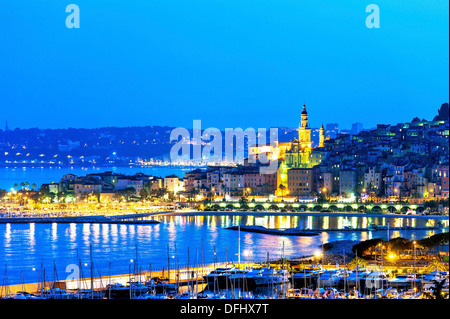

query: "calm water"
xmin=0 ymin=165 xmax=195 ymax=190
xmin=0 ymin=214 xmax=447 ymax=284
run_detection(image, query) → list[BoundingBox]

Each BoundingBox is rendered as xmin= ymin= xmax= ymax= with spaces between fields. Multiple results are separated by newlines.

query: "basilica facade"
xmin=276 ymin=104 xmax=325 ymax=195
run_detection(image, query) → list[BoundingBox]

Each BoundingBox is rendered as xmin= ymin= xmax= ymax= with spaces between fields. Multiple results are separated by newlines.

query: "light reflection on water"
xmin=0 ymin=214 xmax=446 ymax=284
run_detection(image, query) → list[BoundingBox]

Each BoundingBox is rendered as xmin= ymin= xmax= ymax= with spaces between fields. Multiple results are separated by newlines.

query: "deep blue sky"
xmin=1 ymin=0 xmax=448 ymax=131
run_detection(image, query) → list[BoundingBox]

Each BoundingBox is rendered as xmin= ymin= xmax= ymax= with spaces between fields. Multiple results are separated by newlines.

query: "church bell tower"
xmin=298 ymin=104 xmax=311 ymax=149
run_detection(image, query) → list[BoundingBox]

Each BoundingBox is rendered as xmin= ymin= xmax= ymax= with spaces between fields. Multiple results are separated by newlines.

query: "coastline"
xmin=176 ymin=210 xmax=449 ymax=220
xmin=0 ymin=211 xmax=174 ymax=224
xmin=0 ymin=209 xmax=447 ymax=224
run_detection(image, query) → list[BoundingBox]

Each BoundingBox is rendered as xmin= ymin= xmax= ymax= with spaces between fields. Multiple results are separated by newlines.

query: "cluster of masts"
xmin=1 ymin=243 xmax=448 ymax=299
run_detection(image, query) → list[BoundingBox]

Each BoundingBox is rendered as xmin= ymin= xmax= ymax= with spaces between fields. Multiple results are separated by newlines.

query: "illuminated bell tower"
xmin=319 ymin=124 xmax=325 ymax=148
xmin=298 ymin=104 xmax=311 ymax=149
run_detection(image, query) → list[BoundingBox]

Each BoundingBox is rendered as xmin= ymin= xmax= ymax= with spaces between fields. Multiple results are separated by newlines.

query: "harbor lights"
xmin=315 ymin=251 xmax=323 ymax=264
xmin=388 ymin=253 xmax=396 ymax=265
xmin=246 ymin=188 xmax=251 ymax=199
xmin=322 ymin=188 xmax=328 ymax=201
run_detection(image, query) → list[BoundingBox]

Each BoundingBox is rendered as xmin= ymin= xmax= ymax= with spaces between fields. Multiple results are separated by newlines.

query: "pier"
xmin=226 ymin=225 xmax=441 ymax=236
xmin=0 ymin=212 xmax=169 ymax=224
xmin=226 ymin=226 xmax=320 ymax=236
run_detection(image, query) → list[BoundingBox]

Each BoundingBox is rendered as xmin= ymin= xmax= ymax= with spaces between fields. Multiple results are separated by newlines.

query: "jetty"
xmin=0 ymin=213 xmax=161 ymax=225
xmin=227 ymin=224 xmax=440 ymax=236
xmin=226 ymin=225 xmax=320 ymax=236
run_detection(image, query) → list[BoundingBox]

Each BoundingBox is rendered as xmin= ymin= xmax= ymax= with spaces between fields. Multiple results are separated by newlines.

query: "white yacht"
xmin=252 ymin=268 xmax=290 ymax=286
xmin=12 ymin=291 xmax=42 ymax=299
xmin=422 ymin=271 xmax=448 ymax=282
xmin=388 ymin=273 xmax=419 ymax=290
xmin=344 ymin=270 xmax=371 ymax=286
xmin=317 ymin=269 xmax=342 ymax=288
xmin=363 ymin=271 xmax=390 ymax=291
xmin=227 ymin=268 xmax=253 ymax=290
xmin=203 ymin=266 xmax=239 ymax=290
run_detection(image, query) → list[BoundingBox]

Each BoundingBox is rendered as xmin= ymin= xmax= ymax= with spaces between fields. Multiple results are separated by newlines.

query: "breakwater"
xmin=227 ymin=225 xmax=441 ymax=236
xmin=226 ymin=225 xmax=320 ymax=236
xmin=0 ymin=213 xmax=162 ymax=225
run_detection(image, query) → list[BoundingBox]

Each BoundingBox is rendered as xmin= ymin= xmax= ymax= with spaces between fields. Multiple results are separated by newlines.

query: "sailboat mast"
xmin=355 ymin=250 xmax=358 ymax=296
xmin=282 ymin=241 xmax=286 ymax=299
xmin=90 ymin=245 xmax=94 ymax=299
xmin=343 ymin=248 xmax=346 ymax=294
xmin=187 ymin=247 xmax=190 ymax=294
xmin=195 ymin=245 xmax=199 ymax=297
xmin=238 ymin=225 xmax=241 ymax=265
xmin=213 ymin=245 xmax=217 ymax=295
xmin=135 ymin=244 xmax=138 ymax=282
xmin=167 ymin=244 xmax=171 ymax=284
xmin=108 ymin=261 xmax=111 ymax=299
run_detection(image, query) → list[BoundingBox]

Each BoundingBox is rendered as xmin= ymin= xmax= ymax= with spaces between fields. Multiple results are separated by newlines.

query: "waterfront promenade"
xmin=1 ymin=208 xmax=447 ymax=226
xmin=0 ymin=212 xmax=172 ymax=224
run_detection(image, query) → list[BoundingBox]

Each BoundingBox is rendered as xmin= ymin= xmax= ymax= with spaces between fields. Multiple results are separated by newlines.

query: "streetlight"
xmin=394 ymin=188 xmax=401 ymax=202
xmin=315 ymin=251 xmax=323 ymax=265
xmin=322 ymin=187 xmax=328 ymax=202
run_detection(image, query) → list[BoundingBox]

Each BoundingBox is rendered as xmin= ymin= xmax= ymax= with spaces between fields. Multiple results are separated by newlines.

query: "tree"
xmin=30 ymin=192 xmax=40 ymax=203
xmin=387 ymin=237 xmax=411 ymax=255
xmin=239 ymin=196 xmax=248 ymax=206
xmin=347 ymin=256 xmax=368 ymax=270
xmin=351 ymin=238 xmax=383 ymax=257
xmin=424 ymin=200 xmax=438 ymax=212
xmin=117 ymin=187 xmax=137 ymax=202
xmin=167 ymin=191 xmax=175 ymax=202
xmin=57 ymin=191 xmax=68 ymax=203
xmin=79 ymin=191 xmax=89 ymax=202
xmin=114 ymin=192 xmax=125 ymax=202
xmin=92 ymin=191 xmax=100 ymax=203
xmin=139 ymin=189 xmax=149 ymax=200
xmin=317 ymin=193 xmax=328 ymax=204
xmin=150 ymin=187 xmax=168 ymax=199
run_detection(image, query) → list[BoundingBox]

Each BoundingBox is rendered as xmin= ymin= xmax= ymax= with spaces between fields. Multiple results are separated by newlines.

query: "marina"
xmin=1 ymin=261 xmax=448 ymax=299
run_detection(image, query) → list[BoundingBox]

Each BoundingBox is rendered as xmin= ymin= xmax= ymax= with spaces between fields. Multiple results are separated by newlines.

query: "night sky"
xmin=1 ymin=0 xmax=448 ymax=131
